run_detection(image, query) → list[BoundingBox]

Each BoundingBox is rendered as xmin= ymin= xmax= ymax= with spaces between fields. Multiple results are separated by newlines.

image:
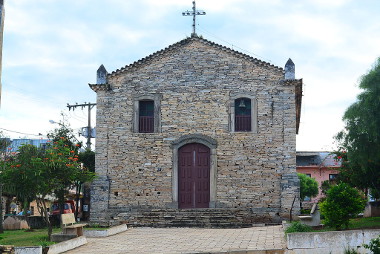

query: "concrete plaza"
xmin=65 ymin=225 xmax=286 ymax=254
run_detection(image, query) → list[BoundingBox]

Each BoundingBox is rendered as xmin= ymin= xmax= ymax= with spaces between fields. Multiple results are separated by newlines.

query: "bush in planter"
xmin=284 ymin=221 xmax=312 ymax=234
xmin=320 ymin=183 xmax=366 ymax=230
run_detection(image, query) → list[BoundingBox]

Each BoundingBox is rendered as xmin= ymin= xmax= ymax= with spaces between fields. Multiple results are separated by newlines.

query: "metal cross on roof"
xmin=182 ymin=1 xmax=206 ymax=36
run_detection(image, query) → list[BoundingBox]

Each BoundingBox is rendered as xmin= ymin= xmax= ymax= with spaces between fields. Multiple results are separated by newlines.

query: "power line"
xmin=0 ymin=127 xmax=43 ymax=137
xmin=197 ymin=26 xmax=275 ymax=65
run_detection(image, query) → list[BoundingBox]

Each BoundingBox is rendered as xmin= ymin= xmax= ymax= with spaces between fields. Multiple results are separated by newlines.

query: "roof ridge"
xmin=109 ymin=35 xmax=283 ymax=77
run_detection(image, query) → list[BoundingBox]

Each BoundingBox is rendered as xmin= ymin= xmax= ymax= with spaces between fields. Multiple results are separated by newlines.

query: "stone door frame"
xmin=171 ymin=134 xmax=217 ymax=209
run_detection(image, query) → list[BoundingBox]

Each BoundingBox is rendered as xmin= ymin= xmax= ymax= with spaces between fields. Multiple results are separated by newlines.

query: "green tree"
xmin=335 ymin=58 xmax=380 ymax=197
xmin=320 ymin=183 xmax=366 ymax=230
xmin=298 ymin=173 xmax=319 ymax=201
xmin=1 ymin=138 xmax=95 ymax=240
xmin=0 ymin=132 xmax=12 ymax=233
xmin=1 ymin=144 xmax=43 ymax=219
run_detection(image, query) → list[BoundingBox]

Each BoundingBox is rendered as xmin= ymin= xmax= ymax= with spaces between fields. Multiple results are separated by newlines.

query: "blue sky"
xmin=0 ymin=0 xmax=379 ymax=151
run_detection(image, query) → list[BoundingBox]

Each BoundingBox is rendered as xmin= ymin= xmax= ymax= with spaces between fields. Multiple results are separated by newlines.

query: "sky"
xmin=0 ymin=0 xmax=379 ymax=151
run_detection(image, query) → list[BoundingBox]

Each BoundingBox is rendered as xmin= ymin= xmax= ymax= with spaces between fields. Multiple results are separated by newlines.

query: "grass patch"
xmin=0 ymin=228 xmax=60 ymax=247
xmin=287 ymin=217 xmax=380 ymax=233
xmin=285 ymin=221 xmax=313 ymax=234
xmin=84 ymin=227 xmax=109 ymax=231
xmin=84 ymin=224 xmax=109 ymax=231
xmin=319 ymin=217 xmax=380 ymax=232
xmin=349 ymin=217 xmax=380 ymax=230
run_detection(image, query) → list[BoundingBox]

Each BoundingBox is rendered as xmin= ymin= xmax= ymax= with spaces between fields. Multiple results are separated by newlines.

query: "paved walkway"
xmin=65 ymin=226 xmax=286 ymax=254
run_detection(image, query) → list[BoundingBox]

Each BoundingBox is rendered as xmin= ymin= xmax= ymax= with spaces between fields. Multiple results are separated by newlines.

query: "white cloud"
xmin=309 ymin=0 xmax=352 ymax=8
xmin=1 ymin=0 xmax=379 ymax=152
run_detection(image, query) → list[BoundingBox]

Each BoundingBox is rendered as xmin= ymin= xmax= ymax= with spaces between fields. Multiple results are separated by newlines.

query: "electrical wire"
xmin=197 ymin=25 xmax=276 ymax=65
xmin=0 ymin=127 xmax=44 ymax=137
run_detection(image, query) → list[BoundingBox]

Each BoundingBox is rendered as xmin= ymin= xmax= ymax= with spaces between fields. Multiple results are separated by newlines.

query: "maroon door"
xmin=178 ymin=143 xmax=210 ymax=209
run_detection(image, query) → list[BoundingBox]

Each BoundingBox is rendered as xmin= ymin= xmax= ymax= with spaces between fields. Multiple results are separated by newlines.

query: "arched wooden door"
xmin=178 ymin=143 xmax=210 ymax=209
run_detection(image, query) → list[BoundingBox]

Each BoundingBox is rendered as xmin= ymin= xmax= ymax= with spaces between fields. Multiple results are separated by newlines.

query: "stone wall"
xmin=287 ymin=229 xmax=380 ymax=254
xmin=90 ymin=36 xmax=300 ymax=225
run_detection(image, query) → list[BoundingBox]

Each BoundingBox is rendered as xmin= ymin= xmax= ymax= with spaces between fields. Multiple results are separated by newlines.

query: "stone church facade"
xmin=89 ymin=35 xmax=302 ymax=226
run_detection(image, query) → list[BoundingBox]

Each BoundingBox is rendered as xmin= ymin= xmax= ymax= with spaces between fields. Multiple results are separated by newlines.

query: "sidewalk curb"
xmin=47 ymin=236 xmax=87 ymax=254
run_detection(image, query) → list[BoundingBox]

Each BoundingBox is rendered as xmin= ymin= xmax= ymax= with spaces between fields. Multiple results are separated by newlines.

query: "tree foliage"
xmin=1 ymin=144 xmax=43 ymax=217
xmin=0 ymin=137 xmax=95 ymax=240
xmin=320 ymin=183 xmax=366 ymax=230
xmin=298 ymin=173 xmax=319 ymax=201
xmin=335 ymin=58 xmax=380 ymax=197
xmin=364 ymin=234 xmax=380 ymax=254
xmin=78 ymin=150 xmax=95 ymax=172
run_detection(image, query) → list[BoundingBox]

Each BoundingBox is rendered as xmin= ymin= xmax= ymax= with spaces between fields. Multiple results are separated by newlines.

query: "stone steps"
xmin=120 ymin=208 xmax=262 ymax=228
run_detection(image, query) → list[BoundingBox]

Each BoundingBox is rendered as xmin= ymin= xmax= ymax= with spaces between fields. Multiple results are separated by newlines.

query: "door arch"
xmin=171 ymin=134 xmax=217 ymax=209
xmin=178 ymin=143 xmax=210 ymax=209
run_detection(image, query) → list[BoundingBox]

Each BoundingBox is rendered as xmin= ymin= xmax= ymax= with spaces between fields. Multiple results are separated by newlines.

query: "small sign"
xmin=83 ymin=205 xmax=89 ymax=212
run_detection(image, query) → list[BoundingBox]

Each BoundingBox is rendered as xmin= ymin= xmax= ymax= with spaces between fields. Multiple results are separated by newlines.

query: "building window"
xmin=306 ymin=174 xmax=311 ymax=177
xmin=133 ymin=94 xmax=161 ymax=133
xmin=329 ymin=174 xmax=338 ymax=182
xmin=230 ymin=92 xmax=257 ymax=133
xmin=303 ymin=196 xmax=311 ymax=201
xmin=139 ymin=100 xmax=154 ymax=133
xmin=235 ymin=98 xmax=251 ymax=132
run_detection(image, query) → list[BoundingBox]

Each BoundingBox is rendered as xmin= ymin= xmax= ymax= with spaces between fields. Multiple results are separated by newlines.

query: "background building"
xmin=296 ymin=151 xmax=341 ymax=205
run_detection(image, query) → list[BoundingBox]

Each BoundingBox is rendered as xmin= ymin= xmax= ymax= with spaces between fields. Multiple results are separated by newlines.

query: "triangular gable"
xmin=108 ymin=34 xmax=284 ymax=77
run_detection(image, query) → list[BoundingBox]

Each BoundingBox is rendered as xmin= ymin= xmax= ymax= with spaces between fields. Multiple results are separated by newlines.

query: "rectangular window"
xmin=139 ymin=100 xmax=154 ymax=133
xmin=235 ymin=98 xmax=252 ymax=132
xmin=329 ymin=174 xmax=338 ymax=181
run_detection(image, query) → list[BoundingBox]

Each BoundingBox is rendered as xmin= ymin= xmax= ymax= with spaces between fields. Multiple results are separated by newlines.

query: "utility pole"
xmin=67 ymin=102 xmax=96 ymax=150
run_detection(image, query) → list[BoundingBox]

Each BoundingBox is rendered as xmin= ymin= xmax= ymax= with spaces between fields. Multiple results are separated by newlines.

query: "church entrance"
xmin=178 ymin=143 xmax=210 ymax=209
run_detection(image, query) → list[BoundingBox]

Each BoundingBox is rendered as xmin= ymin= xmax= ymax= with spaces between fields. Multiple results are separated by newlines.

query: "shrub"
xmin=320 ymin=183 xmax=366 ymax=230
xmin=285 ymin=221 xmax=312 ymax=234
xmin=298 ymin=173 xmax=319 ymax=201
xmin=364 ymin=234 xmax=380 ymax=254
xmin=344 ymin=247 xmax=360 ymax=254
xmin=300 ymin=209 xmax=311 ymax=215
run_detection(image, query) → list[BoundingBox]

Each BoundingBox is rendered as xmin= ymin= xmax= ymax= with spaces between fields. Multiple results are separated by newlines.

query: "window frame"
xmin=133 ymin=94 xmax=161 ymax=133
xmin=138 ymin=100 xmax=155 ymax=133
xmin=329 ymin=174 xmax=338 ymax=182
xmin=230 ymin=92 xmax=257 ymax=133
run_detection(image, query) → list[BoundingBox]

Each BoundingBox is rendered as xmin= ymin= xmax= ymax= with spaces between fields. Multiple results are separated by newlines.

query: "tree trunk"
xmin=37 ymin=197 xmax=52 ymax=240
xmin=23 ymin=200 xmax=29 ymax=226
xmin=57 ymin=190 xmax=65 ymax=226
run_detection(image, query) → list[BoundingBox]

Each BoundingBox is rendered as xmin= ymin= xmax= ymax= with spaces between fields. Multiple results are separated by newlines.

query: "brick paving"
xmin=65 ymin=225 xmax=286 ymax=254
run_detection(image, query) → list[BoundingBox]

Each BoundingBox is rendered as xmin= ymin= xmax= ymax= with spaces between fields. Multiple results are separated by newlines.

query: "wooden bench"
xmin=61 ymin=213 xmax=87 ymax=237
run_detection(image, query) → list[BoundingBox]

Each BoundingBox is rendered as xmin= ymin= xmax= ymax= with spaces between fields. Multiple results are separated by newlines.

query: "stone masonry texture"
xmin=89 ymin=35 xmax=301 ymax=226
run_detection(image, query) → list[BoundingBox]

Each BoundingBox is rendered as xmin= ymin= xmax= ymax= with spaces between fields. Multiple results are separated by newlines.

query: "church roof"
xmin=109 ymin=34 xmax=284 ymax=77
